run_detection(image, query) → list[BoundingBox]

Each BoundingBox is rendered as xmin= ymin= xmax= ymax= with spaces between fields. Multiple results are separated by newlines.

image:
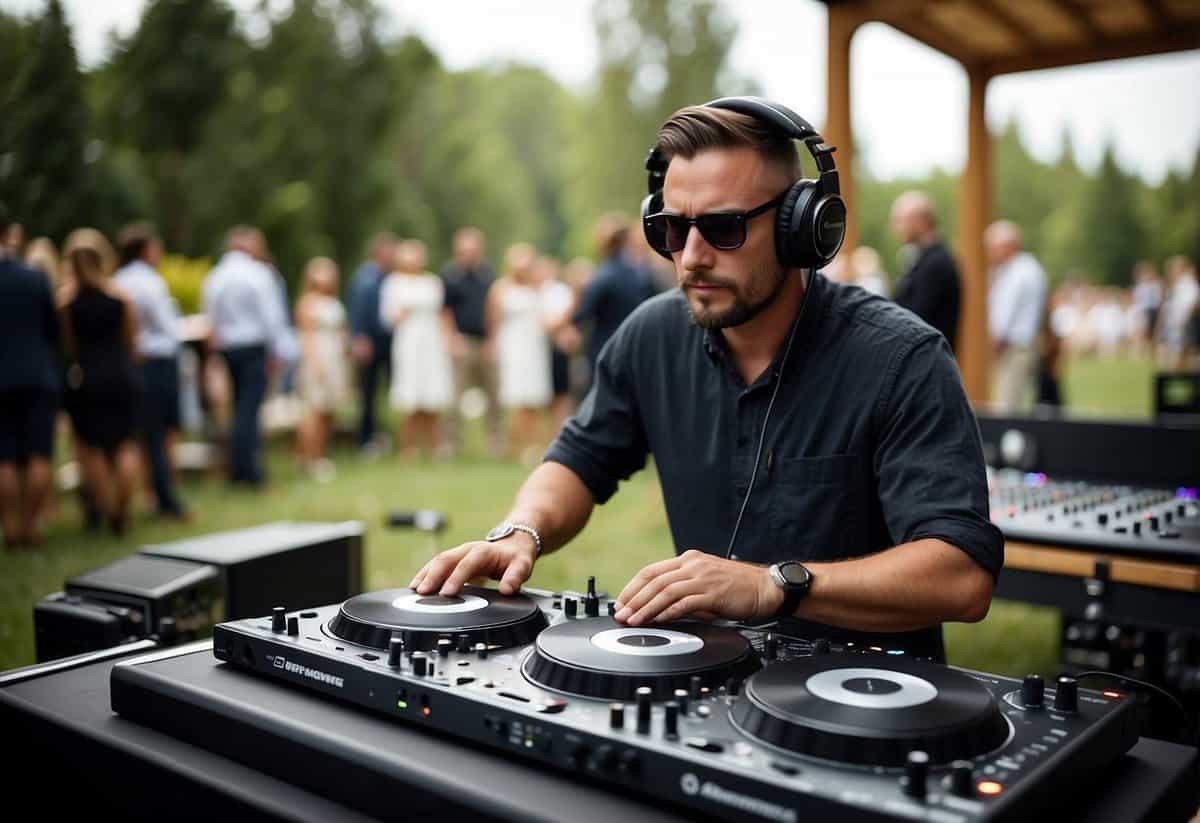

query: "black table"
xmin=2 ymin=642 xmax=1197 ymax=822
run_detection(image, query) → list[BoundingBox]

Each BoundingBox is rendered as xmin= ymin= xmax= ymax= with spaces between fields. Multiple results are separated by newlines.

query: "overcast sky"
xmin=5 ymin=0 xmax=1198 ymax=184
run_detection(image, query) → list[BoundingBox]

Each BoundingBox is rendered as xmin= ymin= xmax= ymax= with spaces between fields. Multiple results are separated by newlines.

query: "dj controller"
xmin=988 ymin=470 xmax=1200 ymax=562
xmin=207 ymin=581 xmax=1140 ymax=822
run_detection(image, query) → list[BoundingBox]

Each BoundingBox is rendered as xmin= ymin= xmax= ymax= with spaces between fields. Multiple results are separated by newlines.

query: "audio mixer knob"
xmin=287 ymin=616 xmax=299 ymax=636
xmin=610 ymin=703 xmax=625 ymax=730
xmin=389 ymin=637 xmax=404 ymax=668
xmin=674 ymin=688 xmax=689 ymax=715
xmin=437 ymin=638 xmax=451 ymax=657
xmin=902 ymin=750 xmax=929 ymax=800
xmin=457 ymin=634 xmax=471 ymax=653
xmin=1097 ymin=513 xmax=1108 ymax=526
xmin=664 ymin=701 xmax=679 ymax=739
xmin=412 ymin=654 xmax=428 ymax=677
xmin=949 ymin=761 xmax=975 ymax=797
xmin=475 ymin=642 xmax=488 ymax=660
xmin=1133 ymin=521 xmax=1142 ymax=536
xmin=813 ymin=638 xmax=831 ymax=655
xmin=1054 ymin=676 xmax=1078 ymax=712
xmin=564 ymin=597 xmax=577 ymax=618
xmin=271 ymin=606 xmax=286 ymax=633
xmin=764 ymin=633 xmax=778 ymax=661
xmin=584 ymin=576 xmax=600 ymax=617
xmin=636 ymin=686 xmax=652 ymax=734
xmin=1149 ymin=516 xmax=1160 ymax=531
xmin=726 ymin=677 xmax=741 ymax=698
xmin=1022 ymin=674 xmax=1044 ymax=708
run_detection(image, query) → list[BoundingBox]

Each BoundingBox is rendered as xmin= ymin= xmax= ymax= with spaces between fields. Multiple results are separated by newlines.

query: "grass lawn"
xmin=4 ymin=353 xmax=1152 ymax=674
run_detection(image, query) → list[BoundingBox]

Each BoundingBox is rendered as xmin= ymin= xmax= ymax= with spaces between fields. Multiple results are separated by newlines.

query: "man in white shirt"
xmin=114 ymin=223 xmax=188 ymax=517
xmin=986 ymin=221 xmax=1047 ymax=414
xmin=202 ymin=226 xmax=287 ymax=487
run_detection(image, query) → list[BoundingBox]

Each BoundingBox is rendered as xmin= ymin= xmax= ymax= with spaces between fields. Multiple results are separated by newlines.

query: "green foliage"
xmin=0 ymin=1 xmax=91 ymax=241
xmin=1079 ymin=144 xmax=1148 ymax=286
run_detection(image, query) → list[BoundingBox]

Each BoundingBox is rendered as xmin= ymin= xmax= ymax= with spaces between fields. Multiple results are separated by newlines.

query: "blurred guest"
xmin=59 ymin=228 xmax=141 ymax=535
xmin=347 ymin=232 xmax=396 ymax=456
xmin=202 ymin=226 xmax=287 ymax=487
xmin=850 ymin=246 xmax=889 ymax=297
xmin=535 ymin=255 xmax=578 ymax=433
xmin=1036 ymin=294 xmax=1064 ymax=412
xmin=562 ymin=257 xmax=595 ymax=400
xmin=24 ymin=237 xmax=59 ymax=285
xmin=295 ymin=257 xmax=348 ymax=480
xmin=573 ymin=215 xmax=657 ymax=377
xmin=890 ymin=191 xmax=961 ymax=351
xmin=1130 ymin=260 xmax=1162 ymax=356
xmin=3 ymin=220 xmax=25 ymax=258
xmin=489 ymin=243 xmax=551 ymax=461
xmin=985 ymin=221 xmax=1047 ymax=413
xmin=114 ymin=222 xmax=188 ymax=520
xmin=441 ymin=227 xmax=501 ymax=457
xmin=1157 ymin=255 xmax=1199 ymax=369
xmin=0 ymin=215 xmax=60 ymax=548
xmin=382 ymin=240 xmax=454 ymax=459
xmin=265 ymin=255 xmax=300 ymax=394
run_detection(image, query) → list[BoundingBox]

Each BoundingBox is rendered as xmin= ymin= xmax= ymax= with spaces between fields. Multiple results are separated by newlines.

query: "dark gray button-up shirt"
xmin=544 ymin=272 xmax=1002 ymax=659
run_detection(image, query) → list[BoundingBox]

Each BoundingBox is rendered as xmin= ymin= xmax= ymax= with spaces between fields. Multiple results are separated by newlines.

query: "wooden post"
xmin=825 ymin=4 xmax=861 ymax=265
xmin=957 ymin=66 xmax=992 ymax=405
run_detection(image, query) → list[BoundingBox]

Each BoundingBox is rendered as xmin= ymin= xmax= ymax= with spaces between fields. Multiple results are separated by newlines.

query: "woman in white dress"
xmin=295 ymin=257 xmax=349 ymax=480
xmin=380 ymin=240 xmax=454 ymax=458
xmin=488 ymin=243 xmax=551 ymax=461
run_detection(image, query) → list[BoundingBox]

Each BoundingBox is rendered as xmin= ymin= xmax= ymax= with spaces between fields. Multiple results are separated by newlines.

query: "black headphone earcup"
xmin=640 ymin=192 xmax=674 ymax=261
xmin=775 ymin=180 xmax=816 ymax=269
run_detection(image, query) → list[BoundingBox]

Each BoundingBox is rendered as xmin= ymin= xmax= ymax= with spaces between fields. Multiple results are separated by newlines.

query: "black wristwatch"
xmin=768 ymin=560 xmax=813 ymax=619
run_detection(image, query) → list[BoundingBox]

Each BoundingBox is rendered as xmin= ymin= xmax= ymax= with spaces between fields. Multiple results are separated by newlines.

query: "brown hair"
xmin=654 ymin=106 xmax=800 ymax=182
xmin=117 ymin=221 xmax=159 ymax=267
xmin=593 ymin=214 xmax=630 ymax=259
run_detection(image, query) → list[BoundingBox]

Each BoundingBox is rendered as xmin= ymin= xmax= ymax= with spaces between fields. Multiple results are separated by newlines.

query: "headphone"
xmin=641 ymin=96 xmax=846 ymax=271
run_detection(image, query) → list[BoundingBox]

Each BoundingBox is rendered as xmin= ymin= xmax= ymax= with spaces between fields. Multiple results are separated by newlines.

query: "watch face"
xmin=487 ymin=522 xmax=514 ymax=541
xmin=779 ymin=562 xmax=811 ymax=587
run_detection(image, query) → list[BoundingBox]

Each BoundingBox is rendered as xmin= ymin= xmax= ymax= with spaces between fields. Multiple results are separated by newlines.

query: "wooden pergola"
xmin=819 ymin=0 xmax=1200 ymax=404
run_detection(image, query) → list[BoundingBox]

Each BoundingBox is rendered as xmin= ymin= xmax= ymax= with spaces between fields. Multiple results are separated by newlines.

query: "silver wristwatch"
xmin=485 ymin=521 xmax=543 ymax=557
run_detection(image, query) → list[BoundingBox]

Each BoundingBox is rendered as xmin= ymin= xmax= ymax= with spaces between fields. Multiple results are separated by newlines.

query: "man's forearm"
xmin=791 ymin=539 xmax=994 ymax=632
xmin=505 ymin=461 xmax=595 ymax=555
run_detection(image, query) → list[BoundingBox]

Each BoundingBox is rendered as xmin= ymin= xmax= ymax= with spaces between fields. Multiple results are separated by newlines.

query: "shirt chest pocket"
xmin=767 ymin=454 xmax=864 ymax=561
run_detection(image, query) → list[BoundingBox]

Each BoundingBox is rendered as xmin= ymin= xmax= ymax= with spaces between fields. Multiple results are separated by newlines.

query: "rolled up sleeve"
xmin=874 ymin=335 xmax=1004 ymax=577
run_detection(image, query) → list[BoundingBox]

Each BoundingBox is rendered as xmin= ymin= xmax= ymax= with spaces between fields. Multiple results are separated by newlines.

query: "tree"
xmin=98 ymin=0 xmax=241 ymax=251
xmin=1079 ymin=143 xmax=1147 ymax=286
xmin=0 ymin=0 xmax=90 ymax=241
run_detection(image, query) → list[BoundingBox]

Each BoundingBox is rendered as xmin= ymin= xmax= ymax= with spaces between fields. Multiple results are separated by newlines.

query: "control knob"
xmin=1021 ymin=674 xmax=1044 ymax=708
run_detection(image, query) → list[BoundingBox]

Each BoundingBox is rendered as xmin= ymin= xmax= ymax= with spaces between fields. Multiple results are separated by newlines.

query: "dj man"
xmin=411 ymin=98 xmax=1002 ymax=660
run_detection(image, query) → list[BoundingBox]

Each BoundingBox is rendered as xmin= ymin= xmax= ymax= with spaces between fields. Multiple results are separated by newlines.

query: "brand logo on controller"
xmin=680 ymin=772 xmax=796 ymax=822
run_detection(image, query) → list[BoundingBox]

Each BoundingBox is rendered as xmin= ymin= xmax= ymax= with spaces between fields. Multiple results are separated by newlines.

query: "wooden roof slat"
xmin=976 ymin=0 xmax=1044 ymax=51
xmin=1048 ymin=0 xmax=1110 ymax=42
xmin=882 ymin=15 xmax=981 ymax=66
xmin=982 ymin=21 xmax=1200 ymax=74
xmin=1142 ymin=0 xmax=1173 ymax=32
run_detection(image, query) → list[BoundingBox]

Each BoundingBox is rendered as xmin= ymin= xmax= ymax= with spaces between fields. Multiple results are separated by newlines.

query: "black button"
xmin=684 ymin=738 xmax=724 ymax=753
xmin=770 ymin=761 xmax=799 ymax=776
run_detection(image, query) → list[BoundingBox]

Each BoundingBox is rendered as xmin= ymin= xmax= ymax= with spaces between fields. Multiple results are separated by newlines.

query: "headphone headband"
xmin=643 ymin=96 xmax=846 ymax=269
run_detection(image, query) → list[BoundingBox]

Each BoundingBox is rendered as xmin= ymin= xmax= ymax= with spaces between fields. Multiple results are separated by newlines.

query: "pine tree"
xmin=1079 ymin=143 xmax=1147 ymax=286
xmin=0 ymin=0 xmax=91 ymax=241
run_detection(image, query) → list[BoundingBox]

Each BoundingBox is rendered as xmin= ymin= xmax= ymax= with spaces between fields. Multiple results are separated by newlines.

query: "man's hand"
xmin=613 ymin=550 xmax=784 ymax=626
xmin=409 ymin=535 xmax=537 ymax=597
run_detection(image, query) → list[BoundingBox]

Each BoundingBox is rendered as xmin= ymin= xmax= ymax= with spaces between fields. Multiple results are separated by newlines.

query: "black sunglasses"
xmin=644 ymin=192 xmax=787 ymax=254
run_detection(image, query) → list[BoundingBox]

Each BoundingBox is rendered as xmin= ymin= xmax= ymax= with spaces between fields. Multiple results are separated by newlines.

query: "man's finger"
xmin=617 ymin=570 xmax=690 ymax=623
xmin=440 ymin=546 xmax=495 ymax=596
xmin=654 ymin=594 xmax=711 ymax=624
xmin=615 ymin=556 xmax=682 ymax=608
xmin=626 ymin=578 xmax=701 ymax=626
xmin=415 ymin=546 xmax=470 ymax=594
xmin=498 ymin=554 xmax=532 ymax=596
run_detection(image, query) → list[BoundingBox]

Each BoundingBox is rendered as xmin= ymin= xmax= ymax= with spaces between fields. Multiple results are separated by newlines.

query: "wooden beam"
xmin=1005 ymin=542 xmax=1200 ymax=593
xmin=825 ymin=4 xmax=861 ymax=267
xmin=976 ymin=0 xmax=1043 ymax=53
xmin=1049 ymin=0 xmax=1108 ymax=42
xmin=957 ymin=67 xmax=991 ymax=405
xmin=983 ymin=24 xmax=1200 ymax=75
xmin=1141 ymin=0 xmax=1172 ymax=35
xmin=884 ymin=15 xmax=979 ymax=66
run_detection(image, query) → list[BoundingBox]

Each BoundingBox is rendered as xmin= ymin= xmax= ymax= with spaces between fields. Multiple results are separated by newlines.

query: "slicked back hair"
xmin=655 ymin=105 xmax=801 ymax=185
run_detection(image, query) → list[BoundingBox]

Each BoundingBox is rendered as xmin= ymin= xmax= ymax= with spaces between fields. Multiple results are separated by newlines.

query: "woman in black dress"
xmin=58 ymin=228 xmax=141 ymax=535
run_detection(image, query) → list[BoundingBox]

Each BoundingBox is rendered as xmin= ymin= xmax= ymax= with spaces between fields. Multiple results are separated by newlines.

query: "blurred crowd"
xmin=0 ymin=212 xmax=666 ymax=550
xmin=3 ymin=193 xmax=1196 ymax=550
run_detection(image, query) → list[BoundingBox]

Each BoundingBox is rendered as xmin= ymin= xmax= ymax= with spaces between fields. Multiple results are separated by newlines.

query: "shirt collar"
xmin=700 ymin=270 xmax=824 ymax=380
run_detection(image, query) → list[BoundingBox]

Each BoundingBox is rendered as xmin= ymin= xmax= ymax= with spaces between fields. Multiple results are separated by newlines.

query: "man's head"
xmin=118 ymin=222 xmax=162 ymax=268
xmin=653 ymin=105 xmax=801 ymax=329
xmin=594 ymin=214 xmax=631 ymax=262
xmin=984 ymin=220 xmax=1023 ymax=267
xmin=889 ymin=191 xmax=938 ymax=245
xmin=368 ymin=232 xmax=398 ymax=270
xmin=453 ymin=227 xmax=485 ymax=268
xmin=224 ymin=225 xmax=267 ymax=260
